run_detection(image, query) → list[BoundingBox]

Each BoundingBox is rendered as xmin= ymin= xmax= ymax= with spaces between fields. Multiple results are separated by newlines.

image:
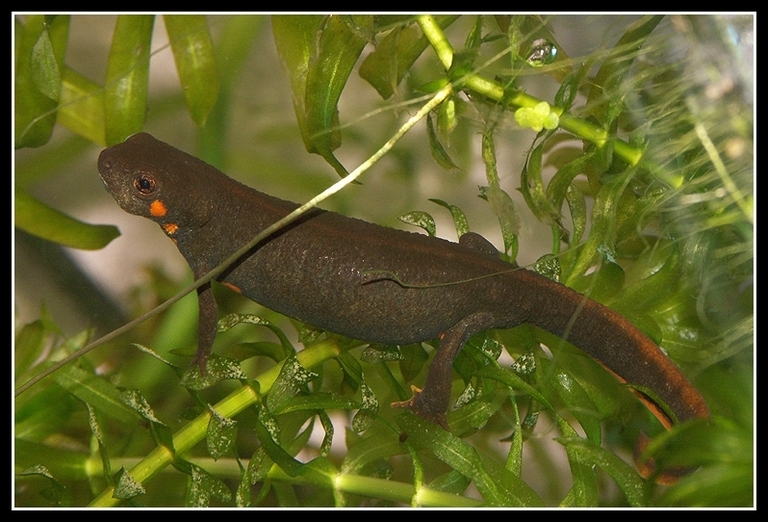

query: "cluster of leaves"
xmin=14 ymin=15 xmax=752 ymax=507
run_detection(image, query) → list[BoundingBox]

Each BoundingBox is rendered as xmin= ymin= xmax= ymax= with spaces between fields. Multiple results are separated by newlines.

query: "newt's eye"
xmin=135 ymin=174 xmax=156 ymax=195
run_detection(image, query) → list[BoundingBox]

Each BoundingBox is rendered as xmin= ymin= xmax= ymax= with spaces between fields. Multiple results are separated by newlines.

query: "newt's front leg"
xmin=192 ymin=281 xmax=218 ymax=375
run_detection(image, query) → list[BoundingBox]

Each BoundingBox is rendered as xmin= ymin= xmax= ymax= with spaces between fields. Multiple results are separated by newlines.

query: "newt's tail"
xmin=526 ymin=276 xmax=710 ymax=483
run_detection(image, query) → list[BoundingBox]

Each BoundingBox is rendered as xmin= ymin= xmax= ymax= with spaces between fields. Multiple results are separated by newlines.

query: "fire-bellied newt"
xmin=98 ymin=132 xmax=709 ymax=482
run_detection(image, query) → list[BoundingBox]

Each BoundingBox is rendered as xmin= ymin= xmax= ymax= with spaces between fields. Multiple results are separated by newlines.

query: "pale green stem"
xmin=694 ymin=121 xmax=753 ymax=223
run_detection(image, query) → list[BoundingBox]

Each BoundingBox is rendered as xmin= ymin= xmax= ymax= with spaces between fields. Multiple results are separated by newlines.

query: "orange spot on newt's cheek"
xmin=162 ymin=223 xmax=178 ymax=235
xmin=150 ymin=200 xmax=167 ymax=217
xmin=223 ymin=282 xmax=242 ymax=294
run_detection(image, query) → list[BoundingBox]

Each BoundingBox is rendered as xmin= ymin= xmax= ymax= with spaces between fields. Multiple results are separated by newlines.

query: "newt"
xmin=98 ymin=132 xmax=709 ymax=482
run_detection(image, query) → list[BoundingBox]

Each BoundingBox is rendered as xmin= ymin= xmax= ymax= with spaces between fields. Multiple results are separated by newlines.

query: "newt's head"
xmin=98 ymin=133 xmax=214 ymax=230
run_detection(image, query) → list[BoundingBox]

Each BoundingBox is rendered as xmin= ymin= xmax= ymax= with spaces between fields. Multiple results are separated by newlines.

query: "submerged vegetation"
xmin=14 ymin=15 xmax=753 ymax=507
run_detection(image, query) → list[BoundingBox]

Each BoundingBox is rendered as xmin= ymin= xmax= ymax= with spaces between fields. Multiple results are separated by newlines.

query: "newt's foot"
xmin=191 ymin=352 xmax=209 ymax=377
xmin=391 ymin=385 xmax=449 ymax=430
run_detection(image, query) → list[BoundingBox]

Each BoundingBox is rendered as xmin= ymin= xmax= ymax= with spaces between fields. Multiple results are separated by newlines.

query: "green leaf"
xmin=55 ymin=366 xmax=139 ymax=425
xmin=535 ymin=358 xmax=603 ymax=444
xmin=520 ymin=142 xmax=559 ymax=223
xmin=361 ymin=344 xmax=404 ymax=363
xmin=119 ymin=389 xmax=166 ymax=425
xmin=269 ymin=392 xmax=359 ymax=415
xmin=303 ymin=14 xmax=372 ymax=174
xmin=557 ymin=419 xmax=598 ymax=507
xmin=399 ymin=210 xmax=436 ymax=236
xmin=447 ymin=389 xmax=507 ymax=434
xmin=105 ymin=15 xmax=154 ymax=145
xmin=565 ymin=183 xmax=587 ymax=246
xmin=223 ymin=341 xmax=286 ymax=364
xmin=398 ymin=343 xmax=429 ymax=383
xmin=426 ymin=111 xmax=461 ymax=172
xmin=661 ymin=462 xmax=753 ymax=507
xmin=272 ymin=15 xmax=325 ymax=151
xmin=272 ymin=15 xmax=373 ymax=177
xmin=359 ymin=18 xmax=420 ymax=99
xmin=587 ymin=15 xmax=663 ymax=124
xmin=17 ymin=465 xmax=74 ymax=507
xmin=359 ymin=16 xmax=458 ymax=99
xmin=478 ymin=185 xmax=519 ymax=258
xmin=15 ymin=387 xmax=76 ymax=442
xmin=15 ymin=15 xmax=70 ymax=148
xmin=267 ymin=355 xmax=318 ymax=414
xmin=472 ymin=364 xmax=553 ymax=409
xmin=131 ymin=343 xmax=180 ymax=371
xmin=398 ymin=413 xmax=542 ymax=506
xmin=555 ymin=60 xmax=590 ymax=112
xmin=342 ymin=431 xmax=403 ymax=476
xmin=532 ymin=253 xmax=562 ymax=282
xmin=14 ymin=439 xmax=87 ymax=482
xmin=14 ymin=320 xmax=47 ymax=379
xmin=253 ymin=411 xmax=304 ymax=478
xmin=58 ymin=68 xmax=106 ymax=145
xmin=207 ymin=406 xmax=238 ymax=460
xmin=185 ymin=463 xmax=232 ymax=507
xmin=351 ymin=380 xmax=379 ymax=433
xmin=316 ymin=412 xmax=335 ymax=457
xmin=478 ymin=131 xmax=520 ymax=259
xmin=569 ymin=260 xmax=626 ymax=303
xmin=428 ymin=469 xmax=472 ymax=495
xmin=546 ymin=151 xmax=593 ymax=213
xmin=113 ymin=467 xmax=146 ymax=500
xmin=164 ymin=15 xmax=220 ymax=127
xmin=429 ymin=199 xmax=470 ymax=237
xmin=83 ymin=402 xmax=113 ymax=484
xmin=15 ymin=188 xmax=120 ymax=250
xmin=558 ymin=437 xmax=647 ymax=507
xmin=30 ymin=26 xmax=61 ymax=101
xmin=217 ymin=313 xmax=295 ymax=358
xmin=532 ymin=328 xmax=635 ymax=427
xmin=463 ymin=15 xmax=484 ymax=51
xmin=611 ymin=242 xmax=681 ymax=311
xmin=336 ymin=349 xmax=364 ymax=387
xmin=561 ymin=172 xmax=628 ymax=285
xmin=180 ymin=355 xmax=247 ymax=390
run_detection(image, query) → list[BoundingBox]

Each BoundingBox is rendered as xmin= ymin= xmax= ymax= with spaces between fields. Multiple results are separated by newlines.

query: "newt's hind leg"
xmin=392 ymin=317 xmax=488 ymax=429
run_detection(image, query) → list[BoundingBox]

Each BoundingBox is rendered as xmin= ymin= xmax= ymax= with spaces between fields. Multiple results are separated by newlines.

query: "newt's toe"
xmin=391 ymin=385 xmax=449 ymax=430
xmin=391 ymin=385 xmax=423 ymax=410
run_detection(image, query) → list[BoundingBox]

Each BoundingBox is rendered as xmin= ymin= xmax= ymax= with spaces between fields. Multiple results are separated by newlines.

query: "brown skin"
xmin=99 ymin=133 xmax=709 ymax=481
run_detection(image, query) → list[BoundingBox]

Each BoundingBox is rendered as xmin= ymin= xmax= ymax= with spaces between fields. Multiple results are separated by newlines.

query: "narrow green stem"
xmin=551 ymin=225 xmax=561 ymax=256
xmin=417 ymin=14 xmax=454 ymax=69
xmin=694 ymin=120 xmax=753 ymax=222
xmin=267 ymin=467 xmax=482 ymax=507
